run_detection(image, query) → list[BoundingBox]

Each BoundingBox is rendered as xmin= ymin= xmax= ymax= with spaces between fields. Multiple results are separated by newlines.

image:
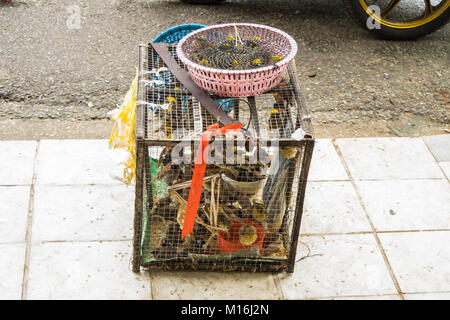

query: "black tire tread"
xmin=344 ymin=0 xmax=450 ymax=39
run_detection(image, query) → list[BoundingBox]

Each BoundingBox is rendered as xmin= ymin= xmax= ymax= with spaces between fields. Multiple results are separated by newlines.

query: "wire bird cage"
xmin=132 ymin=42 xmax=314 ymax=273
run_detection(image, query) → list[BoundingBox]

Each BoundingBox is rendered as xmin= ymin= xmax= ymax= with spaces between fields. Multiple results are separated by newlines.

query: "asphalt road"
xmin=0 ymin=0 xmax=449 ymax=138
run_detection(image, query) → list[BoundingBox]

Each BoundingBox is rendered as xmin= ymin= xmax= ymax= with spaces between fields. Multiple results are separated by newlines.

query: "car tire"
xmin=345 ymin=0 xmax=450 ymax=39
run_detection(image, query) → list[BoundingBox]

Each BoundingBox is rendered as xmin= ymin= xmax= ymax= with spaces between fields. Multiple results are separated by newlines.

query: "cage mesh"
xmin=133 ymin=43 xmax=314 ymax=273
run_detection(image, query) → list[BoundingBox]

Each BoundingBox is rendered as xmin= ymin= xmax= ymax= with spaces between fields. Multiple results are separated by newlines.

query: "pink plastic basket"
xmin=176 ymin=23 xmax=297 ymax=97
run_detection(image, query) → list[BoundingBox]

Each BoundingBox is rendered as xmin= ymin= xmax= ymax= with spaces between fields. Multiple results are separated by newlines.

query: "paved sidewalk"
xmin=0 ymin=136 xmax=449 ymax=300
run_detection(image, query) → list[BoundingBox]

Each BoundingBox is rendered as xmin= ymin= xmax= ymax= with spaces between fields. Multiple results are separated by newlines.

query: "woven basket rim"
xmin=176 ymin=23 xmax=297 ymax=75
xmin=153 ymin=23 xmax=206 ymax=43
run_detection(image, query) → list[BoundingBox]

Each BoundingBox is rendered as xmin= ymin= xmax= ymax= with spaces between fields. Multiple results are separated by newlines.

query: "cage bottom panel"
xmin=142 ymin=258 xmax=288 ymax=272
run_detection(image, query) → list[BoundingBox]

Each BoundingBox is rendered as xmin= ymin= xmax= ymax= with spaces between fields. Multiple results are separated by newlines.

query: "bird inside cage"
xmin=189 ymin=33 xmax=283 ymax=71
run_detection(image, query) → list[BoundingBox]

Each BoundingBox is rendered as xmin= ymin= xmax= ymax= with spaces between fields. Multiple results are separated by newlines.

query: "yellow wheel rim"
xmin=359 ymin=0 xmax=449 ymax=28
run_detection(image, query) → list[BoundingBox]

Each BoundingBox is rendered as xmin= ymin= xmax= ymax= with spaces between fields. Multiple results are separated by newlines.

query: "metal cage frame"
xmin=132 ymin=43 xmax=314 ymax=273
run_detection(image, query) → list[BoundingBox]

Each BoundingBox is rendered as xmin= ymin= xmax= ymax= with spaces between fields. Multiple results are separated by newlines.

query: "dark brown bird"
xmin=155 ymin=161 xmax=181 ymax=184
xmin=268 ymin=105 xmax=285 ymax=130
xmin=160 ymin=222 xmax=183 ymax=246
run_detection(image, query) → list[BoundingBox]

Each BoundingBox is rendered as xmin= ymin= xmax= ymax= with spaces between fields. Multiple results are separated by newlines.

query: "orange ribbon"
xmin=181 ymin=122 xmax=243 ymax=239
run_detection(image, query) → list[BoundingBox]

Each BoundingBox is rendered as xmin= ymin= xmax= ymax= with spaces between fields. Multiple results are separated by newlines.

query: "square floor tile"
xmin=0 ymin=141 xmax=36 ymax=185
xmin=278 ymin=234 xmax=397 ymax=299
xmin=405 ymin=292 xmax=450 ymax=300
xmin=301 ymin=182 xmax=371 ymax=234
xmin=36 ymin=139 xmax=126 ymax=185
xmin=151 ymin=272 xmax=279 ymax=300
xmin=32 ymin=185 xmax=134 ymax=242
xmin=357 ymin=180 xmax=450 ymax=231
xmin=308 ymin=139 xmax=348 ymax=181
xmin=423 ymin=135 xmax=450 ymax=162
xmin=335 ymin=138 xmax=443 ymax=180
xmin=27 ymin=241 xmax=150 ymax=300
xmin=0 ymin=186 xmax=29 ymax=243
xmin=379 ymin=231 xmax=450 ymax=293
xmin=440 ymin=162 xmax=450 ymax=180
xmin=0 ymin=244 xmax=25 ymax=300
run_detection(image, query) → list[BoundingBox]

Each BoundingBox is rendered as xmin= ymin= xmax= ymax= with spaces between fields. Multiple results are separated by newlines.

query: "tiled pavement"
xmin=0 ymin=136 xmax=449 ymax=300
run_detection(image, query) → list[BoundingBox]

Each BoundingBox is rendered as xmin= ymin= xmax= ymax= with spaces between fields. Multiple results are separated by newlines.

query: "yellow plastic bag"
xmin=108 ymin=69 xmax=138 ymax=184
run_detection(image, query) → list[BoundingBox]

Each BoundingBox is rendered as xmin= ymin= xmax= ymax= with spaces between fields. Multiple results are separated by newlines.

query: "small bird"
xmin=217 ymin=207 xmax=233 ymax=230
xmin=239 ymin=223 xmax=258 ymax=246
xmin=261 ymin=232 xmax=284 ymax=257
xmin=176 ymin=202 xmax=187 ymax=228
xmin=245 ymin=37 xmax=261 ymax=48
xmin=280 ymin=147 xmax=298 ymax=159
xmin=268 ymin=106 xmax=284 ymax=130
xmin=251 ymin=58 xmax=262 ymax=67
xmin=161 ymin=96 xmax=176 ymax=114
xmin=262 ymin=232 xmax=282 ymax=248
xmin=193 ymin=36 xmax=210 ymax=50
xmin=272 ymin=92 xmax=286 ymax=107
xmin=155 ymin=162 xmax=181 ymax=184
xmin=272 ymin=54 xmax=283 ymax=63
xmin=261 ymin=239 xmax=284 ymax=257
xmin=252 ymin=202 xmax=267 ymax=223
xmin=160 ymin=222 xmax=183 ymax=246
